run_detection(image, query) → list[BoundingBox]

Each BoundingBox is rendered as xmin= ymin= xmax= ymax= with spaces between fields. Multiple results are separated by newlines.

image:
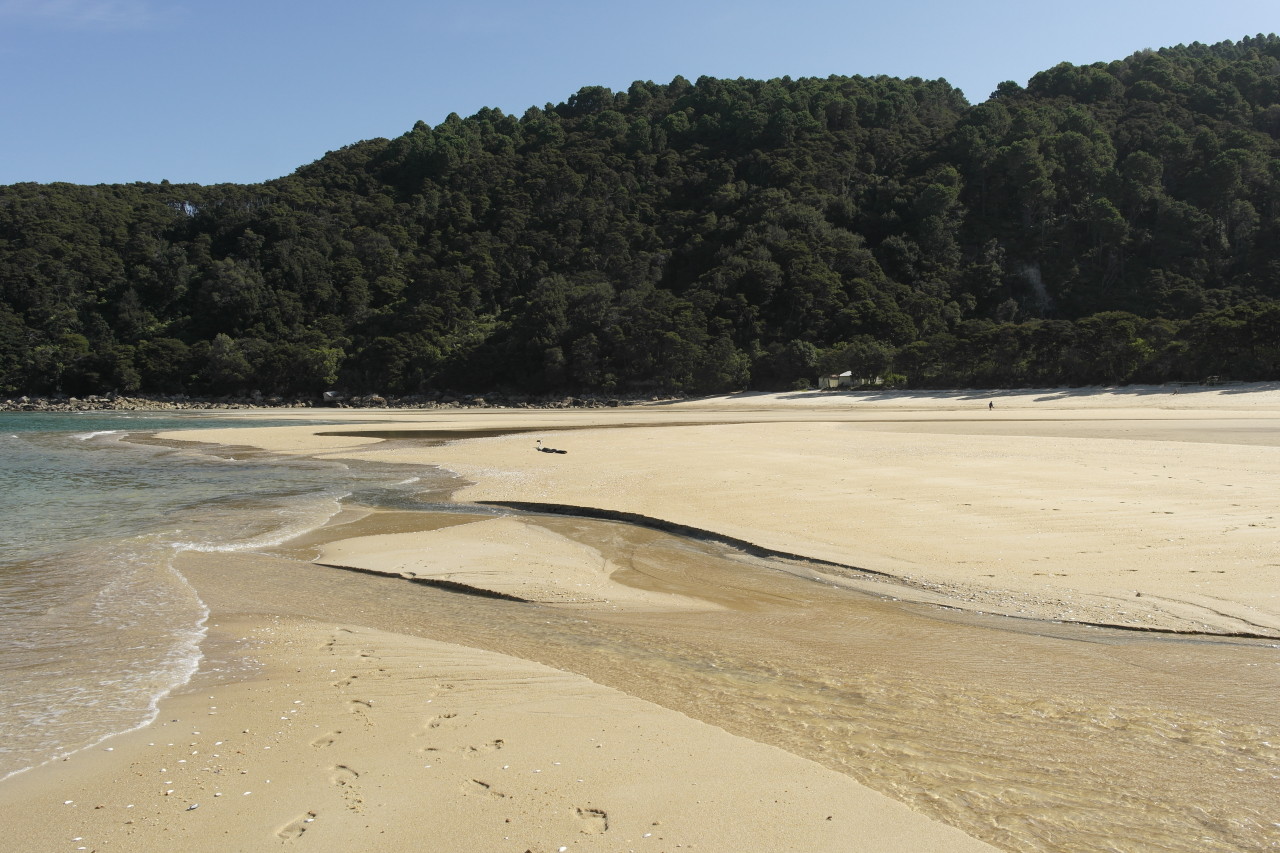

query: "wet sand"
xmin=3 ymin=385 xmax=1280 ymax=852
xmin=0 ymin=544 xmax=998 ymax=853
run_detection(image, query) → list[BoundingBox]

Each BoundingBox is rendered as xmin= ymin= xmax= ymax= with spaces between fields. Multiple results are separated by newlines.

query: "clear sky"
xmin=0 ymin=0 xmax=1274 ymax=186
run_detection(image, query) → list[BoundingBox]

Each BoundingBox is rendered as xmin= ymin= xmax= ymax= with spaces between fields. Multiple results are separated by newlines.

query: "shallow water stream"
xmin=255 ymin=505 xmax=1280 ymax=853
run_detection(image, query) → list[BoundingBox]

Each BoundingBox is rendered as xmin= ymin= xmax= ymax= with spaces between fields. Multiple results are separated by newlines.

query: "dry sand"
xmin=5 ymin=383 xmax=1279 ymax=852
xmin=169 ymin=382 xmax=1280 ymax=635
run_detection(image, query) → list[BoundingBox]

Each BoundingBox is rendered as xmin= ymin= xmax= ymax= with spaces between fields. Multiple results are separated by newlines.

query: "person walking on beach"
xmin=989 ymin=400 xmax=994 ymax=410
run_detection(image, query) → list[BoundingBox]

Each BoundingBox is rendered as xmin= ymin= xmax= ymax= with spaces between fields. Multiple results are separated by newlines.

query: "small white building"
xmin=818 ymin=371 xmax=853 ymax=389
xmin=818 ymin=371 xmax=883 ymax=390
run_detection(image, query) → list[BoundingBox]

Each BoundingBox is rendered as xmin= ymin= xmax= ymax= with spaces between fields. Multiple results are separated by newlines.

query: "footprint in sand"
xmin=330 ymin=765 xmax=359 ymax=787
xmin=310 ymin=731 xmax=342 ymax=749
xmin=575 ymin=807 xmax=609 ymax=834
xmin=331 ymin=765 xmax=364 ymax=812
xmin=320 ymin=628 xmax=356 ymax=651
xmin=348 ymin=699 xmax=374 ymax=726
xmin=332 ymin=674 xmax=359 ymax=688
xmin=423 ymin=712 xmax=457 ymax=730
xmin=276 ymin=811 xmax=317 ymax=840
xmin=463 ymin=779 xmax=507 ymax=799
xmin=459 ymin=739 xmax=505 ymax=757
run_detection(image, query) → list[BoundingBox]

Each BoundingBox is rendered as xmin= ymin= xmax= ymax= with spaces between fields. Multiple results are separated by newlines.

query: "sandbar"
xmin=168 ymin=383 xmax=1280 ymax=635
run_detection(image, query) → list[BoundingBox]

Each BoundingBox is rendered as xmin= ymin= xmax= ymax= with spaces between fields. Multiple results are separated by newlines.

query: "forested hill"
xmin=4 ymin=35 xmax=1280 ymax=398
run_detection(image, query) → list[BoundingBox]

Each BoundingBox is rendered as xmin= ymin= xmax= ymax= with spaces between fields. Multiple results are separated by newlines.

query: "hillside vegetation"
xmin=3 ymin=35 xmax=1280 ymax=397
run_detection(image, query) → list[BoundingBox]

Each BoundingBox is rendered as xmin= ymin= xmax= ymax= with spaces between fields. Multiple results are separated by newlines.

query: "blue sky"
xmin=0 ymin=0 xmax=1274 ymax=186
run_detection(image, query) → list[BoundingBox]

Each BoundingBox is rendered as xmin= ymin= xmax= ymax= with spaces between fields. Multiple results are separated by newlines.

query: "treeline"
xmin=2 ymin=34 xmax=1280 ymax=397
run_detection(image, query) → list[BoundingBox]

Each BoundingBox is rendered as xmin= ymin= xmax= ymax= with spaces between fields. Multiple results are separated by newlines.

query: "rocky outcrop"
xmin=0 ymin=391 xmax=678 ymax=412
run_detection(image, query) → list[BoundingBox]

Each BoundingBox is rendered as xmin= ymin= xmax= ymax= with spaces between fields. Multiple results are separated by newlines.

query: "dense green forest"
xmin=4 ymin=35 xmax=1280 ymax=397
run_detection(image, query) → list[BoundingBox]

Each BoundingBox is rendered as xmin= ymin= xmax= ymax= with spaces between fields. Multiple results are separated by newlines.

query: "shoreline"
xmin=0 ymin=549 xmax=1000 ymax=853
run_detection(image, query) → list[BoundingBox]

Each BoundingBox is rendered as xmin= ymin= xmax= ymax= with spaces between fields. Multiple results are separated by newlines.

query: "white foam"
xmin=172 ymin=492 xmax=350 ymax=554
xmin=0 ymin=555 xmax=210 ymax=784
xmin=0 ymin=427 xmax=445 ymax=783
xmin=73 ymin=430 xmax=120 ymax=441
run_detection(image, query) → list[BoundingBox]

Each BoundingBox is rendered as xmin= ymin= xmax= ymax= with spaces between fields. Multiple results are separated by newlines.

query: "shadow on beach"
xmin=705 ymin=381 xmax=1280 ymax=406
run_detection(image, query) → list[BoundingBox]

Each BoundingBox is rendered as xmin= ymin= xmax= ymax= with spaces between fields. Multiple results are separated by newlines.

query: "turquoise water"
xmin=0 ymin=412 xmax=430 ymax=780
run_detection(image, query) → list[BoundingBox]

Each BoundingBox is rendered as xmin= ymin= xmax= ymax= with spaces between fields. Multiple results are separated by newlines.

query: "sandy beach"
xmin=3 ymin=384 xmax=1279 ymax=852
xmin=171 ymin=382 xmax=1280 ymax=634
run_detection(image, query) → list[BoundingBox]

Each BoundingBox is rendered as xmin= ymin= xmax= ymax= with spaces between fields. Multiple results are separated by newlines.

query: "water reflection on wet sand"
xmin=240 ymin=507 xmax=1280 ymax=853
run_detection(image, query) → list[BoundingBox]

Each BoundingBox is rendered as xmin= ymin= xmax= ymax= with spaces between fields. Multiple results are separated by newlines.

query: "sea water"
xmin=0 ymin=412 xmax=430 ymax=781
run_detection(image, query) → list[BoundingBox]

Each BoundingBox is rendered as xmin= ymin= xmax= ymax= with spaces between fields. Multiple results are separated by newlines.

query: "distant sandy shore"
xmin=5 ymin=383 xmax=1279 ymax=852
